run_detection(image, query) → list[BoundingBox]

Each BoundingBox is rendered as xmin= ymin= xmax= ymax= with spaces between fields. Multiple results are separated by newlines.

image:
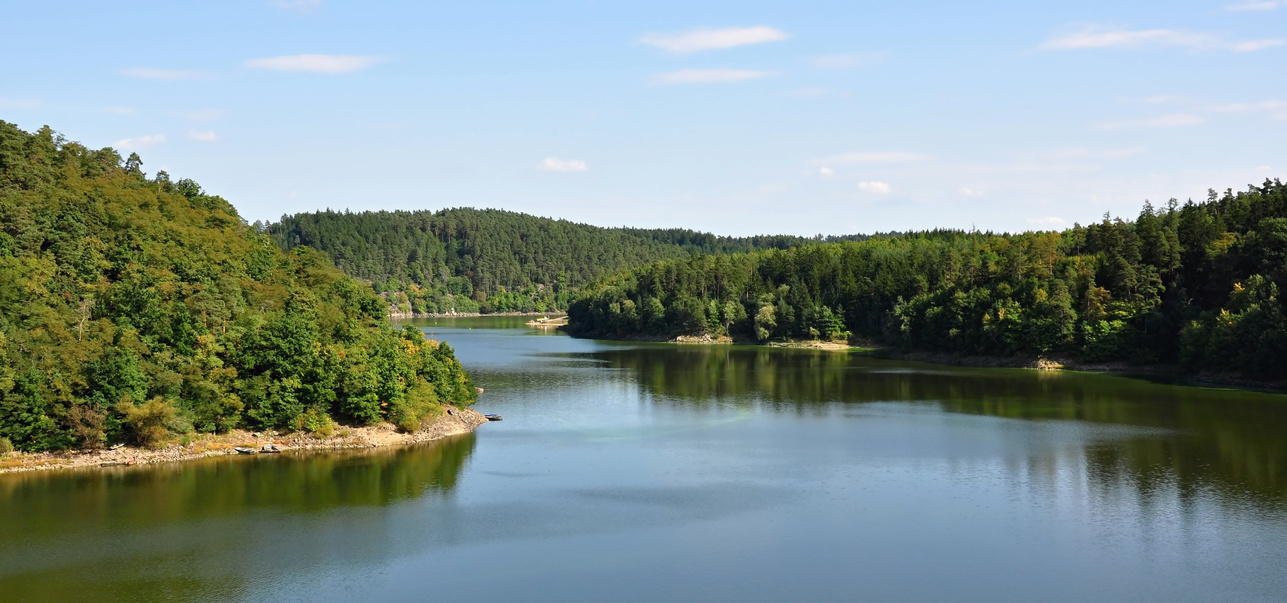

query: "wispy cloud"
xmin=640 ymin=26 xmax=789 ymax=53
xmin=119 ymin=67 xmax=214 ymax=80
xmin=858 ymin=181 xmax=891 ymax=194
xmin=818 ymin=167 xmax=835 ymax=177
xmin=1094 ymin=114 xmax=1204 ymax=130
xmin=786 ymin=88 xmax=830 ymax=98
xmin=0 ymin=97 xmax=41 ymax=109
xmin=651 ymin=69 xmax=776 ymax=85
xmin=811 ymin=52 xmax=884 ymax=69
xmin=1210 ymin=99 xmax=1287 ymax=119
xmin=959 ymin=187 xmax=984 ymax=197
xmin=540 ymin=157 xmax=588 ymax=172
xmin=1026 ymin=216 xmax=1067 ymax=227
xmin=244 ymin=54 xmax=383 ymax=74
xmin=115 ymin=134 xmax=167 ymax=150
xmin=1231 ymin=39 xmax=1285 ymax=51
xmin=825 ymin=152 xmax=929 ymax=165
xmin=176 ymin=108 xmax=227 ymax=121
xmin=270 ymin=0 xmax=322 ymax=12
xmin=1039 ymin=26 xmax=1282 ymax=53
xmin=187 ymin=130 xmax=219 ymax=142
xmin=1227 ymin=1 xmax=1282 ymax=10
xmin=1035 ymin=147 xmax=1149 ymax=160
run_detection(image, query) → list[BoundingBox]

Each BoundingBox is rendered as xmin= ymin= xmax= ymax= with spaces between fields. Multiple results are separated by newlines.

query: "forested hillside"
xmin=269 ymin=209 xmax=866 ymax=314
xmin=0 ymin=122 xmax=475 ymax=453
xmin=568 ymin=181 xmax=1287 ymax=379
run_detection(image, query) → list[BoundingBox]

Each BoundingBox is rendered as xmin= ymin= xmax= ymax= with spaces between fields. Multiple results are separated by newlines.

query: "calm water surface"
xmin=3 ymin=316 xmax=1287 ymax=602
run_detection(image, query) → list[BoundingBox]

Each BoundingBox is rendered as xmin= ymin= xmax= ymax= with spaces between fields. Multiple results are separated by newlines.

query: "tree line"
xmin=268 ymin=208 xmax=867 ymax=315
xmin=567 ymin=181 xmax=1287 ymax=379
xmin=0 ymin=122 xmax=475 ymax=453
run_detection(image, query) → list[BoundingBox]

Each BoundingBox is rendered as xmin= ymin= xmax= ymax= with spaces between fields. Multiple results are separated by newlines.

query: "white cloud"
xmin=1227 ymin=1 xmax=1282 ymax=10
xmin=640 ymin=26 xmax=789 ymax=53
xmin=818 ymin=167 xmax=835 ymax=177
xmin=115 ymin=134 xmax=167 ymax=150
xmin=1210 ymin=99 xmax=1287 ymax=112
xmin=651 ymin=69 xmax=776 ymax=85
xmin=825 ymin=152 xmax=929 ymax=165
xmin=959 ymin=187 xmax=984 ymax=197
xmin=540 ymin=157 xmax=588 ymax=172
xmin=119 ymin=67 xmax=213 ymax=80
xmin=1232 ymin=39 xmax=1285 ymax=52
xmin=177 ymin=108 xmax=227 ymax=121
xmin=1026 ymin=216 xmax=1067 ymax=227
xmin=1039 ymin=26 xmax=1282 ymax=53
xmin=1210 ymin=99 xmax=1287 ymax=120
xmin=1035 ymin=147 xmax=1148 ymax=160
xmin=858 ymin=181 xmax=891 ymax=194
xmin=1094 ymin=113 xmax=1204 ymax=130
xmin=244 ymin=54 xmax=383 ymax=74
xmin=0 ymin=98 xmax=41 ymax=109
xmin=187 ymin=130 xmax=219 ymax=142
xmin=811 ymin=52 xmax=884 ymax=69
xmin=787 ymin=88 xmax=830 ymax=98
xmin=270 ymin=0 xmax=322 ymax=12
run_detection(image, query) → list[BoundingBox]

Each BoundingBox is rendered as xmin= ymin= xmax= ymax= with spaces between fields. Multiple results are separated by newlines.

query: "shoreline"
xmin=867 ymin=348 xmax=1286 ymax=391
xmin=0 ymin=406 xmax=490 ymax=475
xmin=391 ymin=311 xmax=566 ymax=319
xmin=566 ymin=331 xmax=1285 ymax=392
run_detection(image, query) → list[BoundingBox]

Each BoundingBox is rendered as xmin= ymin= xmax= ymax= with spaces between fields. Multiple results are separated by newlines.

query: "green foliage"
xmin=569 ymin=181 xmax=1287 ymax=379
xmin=268 ymin=209 xmax=868 ymax=315
xmin=119 ymin=396 xmax=179 ymax=449
xmin=0 ymin=436 xmax=12 ymax=455
xmin=0 ymin=122 xmax=476 ymax=452
xmin=296 ymin=407 xmax=336 ymax=438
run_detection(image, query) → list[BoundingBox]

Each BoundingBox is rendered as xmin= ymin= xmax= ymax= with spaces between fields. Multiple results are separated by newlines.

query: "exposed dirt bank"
xmin=390 ymin=311 xmax=566 ymax=319
xmin=0 ymin=406 xmax=490 ymax=475
xmin=565 ymin=330 xmax=859 ymax=349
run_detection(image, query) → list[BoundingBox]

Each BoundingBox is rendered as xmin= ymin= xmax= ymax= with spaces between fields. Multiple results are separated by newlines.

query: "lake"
xmin=2 ymin=316 xmax=1286 ymax=602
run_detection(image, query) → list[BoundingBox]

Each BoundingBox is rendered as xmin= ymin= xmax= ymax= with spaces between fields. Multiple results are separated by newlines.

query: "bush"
xmin=296 ymin=407 xmax=336 ymax=438
xmin=119 ymin=397 xmax=180 ymax=449
xmin=0 ymin=437 xmax=12 ymax=455
xmin=396 ymin=415 xmax=421 ymax=434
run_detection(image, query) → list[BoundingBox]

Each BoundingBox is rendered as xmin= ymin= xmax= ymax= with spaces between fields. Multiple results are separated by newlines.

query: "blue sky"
xmin=3 ymin=1 xmax=1284 ymax=235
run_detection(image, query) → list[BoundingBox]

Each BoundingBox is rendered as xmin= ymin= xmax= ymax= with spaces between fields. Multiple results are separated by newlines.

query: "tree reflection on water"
xmin=585 ymin=344 xmax=1287 ymax=509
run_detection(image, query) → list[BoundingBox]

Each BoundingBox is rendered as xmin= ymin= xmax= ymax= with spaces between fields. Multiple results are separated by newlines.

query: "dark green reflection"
xmin=585 ymin=344 xmax=1287 ymax=507
xmin=0 ymin=434 xmax=476 ymax=603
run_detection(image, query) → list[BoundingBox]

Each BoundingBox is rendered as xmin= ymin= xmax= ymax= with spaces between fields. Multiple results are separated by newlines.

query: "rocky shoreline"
xmin=0 ymin=406 xmax=490 ymax=475
xmin=389 ymin=311 xmax=566 ymax=319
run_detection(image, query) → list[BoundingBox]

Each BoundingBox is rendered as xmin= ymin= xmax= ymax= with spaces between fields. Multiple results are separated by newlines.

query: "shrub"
xmin=66 ymin=404 xmax=107 ymax=450
xmin=119 ymin=397 xmax=179 ymax=449
xmin=0 ymin=437 xmax=12 ymax=455
xmin=396 ymin=415 xmax=421 ymax=434
xmin=296 ymin=407 xmax=336 ymax=438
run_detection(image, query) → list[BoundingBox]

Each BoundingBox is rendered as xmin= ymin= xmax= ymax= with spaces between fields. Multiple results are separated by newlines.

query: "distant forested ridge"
xmin=0 ymin=122 xmax=475 ymax=453
xmin=568 ymin=181 xmax=1287 ymax=379
xmin=268 ymin=209 xmax=867 ymax=314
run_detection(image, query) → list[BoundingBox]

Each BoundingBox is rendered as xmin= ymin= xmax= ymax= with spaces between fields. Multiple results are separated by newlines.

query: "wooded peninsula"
xmin=566 ymin=184 xmax=1287 ymax=381
xmin=0 ymin=123 xmax=475 ymax=454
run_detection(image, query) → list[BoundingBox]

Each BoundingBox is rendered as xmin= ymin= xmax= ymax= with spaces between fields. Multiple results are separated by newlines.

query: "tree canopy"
xmin=567 ymin=183 xmax=1287 ymax=380
xmin=269 ymin=208 xmax=868 ymax=314
xmin=0 ymin=122 xmax=474 ymax=452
